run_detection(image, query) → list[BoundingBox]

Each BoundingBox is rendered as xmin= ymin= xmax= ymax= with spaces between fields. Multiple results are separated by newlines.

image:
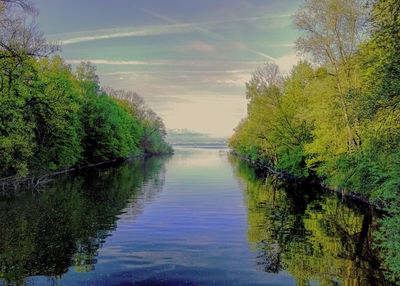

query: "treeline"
xmin=228 ymin=0 xmax=400 ymax=281
xmin=0 ymin=1 xmax=172 ymax=178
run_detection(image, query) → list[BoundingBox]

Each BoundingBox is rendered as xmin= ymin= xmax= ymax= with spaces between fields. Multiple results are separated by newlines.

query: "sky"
xmin=34 ymin=0 xmax=302 ymax=138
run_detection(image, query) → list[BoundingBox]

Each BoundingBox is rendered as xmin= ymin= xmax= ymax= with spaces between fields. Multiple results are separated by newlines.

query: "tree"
xmin=230 ymin=63 xmax=284 ymax=164
xmin=76 ymin=62 xmax=100 ymax=98
xmin=246 ymin=62 xmax=282 ymax=101
xmin=29 ymin=56 xmax=84 ymax=171
xmin=230 ymin=62 xmax=315 ymax=177
xmin=102 ymin=86 xmax=171 ymax=154
xmin=0 ymin=0 xmax=172 ymax=178
xmin=80 ymin=93 xmax=140 ymax=162
xmin=358 ymin=0 xmax=400 ymax=144
xmin=1 ymin=0 xmax=35 ymax=12
xmin=294 ymin=0 xmax=369 ymax=150
xmin=101 ymin=87 xmax=145 ymax=118
xmin=0 ymin=0 xmax=58 ymax=61
xmin=0 ymin=0 xmax=59 ymax=176
xmin=355 ymin=1 xmax=400 ymax=281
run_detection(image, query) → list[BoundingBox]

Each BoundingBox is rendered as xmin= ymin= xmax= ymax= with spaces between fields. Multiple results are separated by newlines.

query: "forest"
xmin=228 ymin=0 xmax=400 ymax=281
xmin=0 ymin=0 xmax=172 ymax=180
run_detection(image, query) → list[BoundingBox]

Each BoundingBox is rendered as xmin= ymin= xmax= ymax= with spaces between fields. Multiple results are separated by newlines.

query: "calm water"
xmin=0 ymin=147 xmax=392 ymax=285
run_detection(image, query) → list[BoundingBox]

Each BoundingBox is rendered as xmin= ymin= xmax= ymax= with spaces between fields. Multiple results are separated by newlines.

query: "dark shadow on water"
xmin=0 ymin=155 xmax=170 ymax=286
xmin=229 ymin=155 xmax=394 ymax=286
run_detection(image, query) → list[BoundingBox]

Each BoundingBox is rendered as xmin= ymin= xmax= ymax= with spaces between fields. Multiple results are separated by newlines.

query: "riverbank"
xmin=230 ymin=151 xmax=381 ymax=210
xmin=0 ymin=146 xmax=392 ymax=285
xmin=0 ymin=152 xmax=173 ymax=193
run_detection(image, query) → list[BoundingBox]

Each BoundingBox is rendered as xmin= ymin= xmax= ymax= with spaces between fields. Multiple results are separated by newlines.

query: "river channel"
xmin=0 ymin=146 xmax=392 ymax=285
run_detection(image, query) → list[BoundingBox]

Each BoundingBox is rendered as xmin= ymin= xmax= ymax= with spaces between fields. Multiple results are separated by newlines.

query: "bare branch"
xmin=0 ymin=0 xmax=59 ymax=59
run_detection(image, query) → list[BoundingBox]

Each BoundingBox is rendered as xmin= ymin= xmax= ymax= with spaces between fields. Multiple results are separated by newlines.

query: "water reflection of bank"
xmin=0 ymin=155 xmax=169 ymax=285
xmin=229 ymin=155 xmax=393 ymax=286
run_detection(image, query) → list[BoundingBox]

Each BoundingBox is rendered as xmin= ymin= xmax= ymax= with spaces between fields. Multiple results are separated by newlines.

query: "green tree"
xmin=80 ymin=93 xmax=140 ymax=162
xmin=29 ymin=56 xmax=83 ymax=171
xmin=294 ymin=0 xmax=368 ymax=151
xmin=230 ymin=62 xmax=314 ymax=177
xmin=0 ymin=0 xmax=58 ymax=176
xmin=354 ymin=0 xmax=400 ymax=281
xmin=229 ymin=63 xmax=283 ymax=164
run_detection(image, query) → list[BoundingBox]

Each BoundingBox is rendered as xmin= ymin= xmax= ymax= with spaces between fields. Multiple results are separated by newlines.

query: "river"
xmin=0 ymin=146 xmax=392 ymax=285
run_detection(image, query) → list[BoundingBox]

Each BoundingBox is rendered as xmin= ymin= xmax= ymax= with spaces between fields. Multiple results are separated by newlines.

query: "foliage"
xmin=229 ymin=62 xmax=314 ymax=177
xmin=29 ymin=57 xmax=83 ymax=172
xmin=229 ymin=0 xmax=400 ymax=281
xmin=0 ymin=1 xmax=172 ymax=178
xmin=104 ymin=87 xmax=173 ymax=155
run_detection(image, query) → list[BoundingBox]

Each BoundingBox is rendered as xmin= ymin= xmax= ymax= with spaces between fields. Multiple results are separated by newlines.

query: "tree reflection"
xmin=230 ymin=156 xmax=392 ymax=286
xmin=0 ymin=156 xmax=169 ymax=285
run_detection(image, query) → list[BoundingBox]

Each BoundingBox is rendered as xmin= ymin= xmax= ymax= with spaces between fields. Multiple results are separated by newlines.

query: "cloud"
xmin=53 ymin=11 xmax=288 ymax=72
xmin=101 ymin=69 xmax=250 ymax=76
xmin=65 ymin=59 xmax=261 ymax=68
xmin=273 ymin=53 xmax=302 ymax=74
xmin=101 ymin=69 xmax=251 ymax=90
xmin=143 ymin=8 xmax=278 ymax=62
xmin=232 ymin=42 xmax=277 ymax=61
xmin=57 ymin=23 xmax=198 ymax=45
xmin=65 ymin=59 xmax=203 ymax=66
xmin=100 ymin=68 xmax=252 ymax=92
xmin=232 ymin=42 xmax=247 ymax=50
xmin=246 ymin=47 xmax=276 ymax=61
xmin=52 ymin=12 xmax=293 ymax=46
xmin=66 ymin=59 xmax=166 ymax=66
xmin=199 ymin=71 xmax=250 ymax=87
xmin=179 ymin=41 xmax=216 ymax=53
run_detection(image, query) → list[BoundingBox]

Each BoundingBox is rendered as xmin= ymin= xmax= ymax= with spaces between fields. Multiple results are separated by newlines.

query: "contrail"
xmin=53 ymin=10 xmax=290 ymax=53
xmin=138 ymin=7 xmax=277 ymax=62
xmin=65 ymin=59 xmax=261 ymax=68
xmin=56 ymin=23 xmax=198 ymax=45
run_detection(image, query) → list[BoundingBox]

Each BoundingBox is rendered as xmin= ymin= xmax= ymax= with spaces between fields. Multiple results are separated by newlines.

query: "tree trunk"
xmin=326 ymin=45 xmax=358 ymax=151
xmin=336 ymin=80 xmax=358 ymax=151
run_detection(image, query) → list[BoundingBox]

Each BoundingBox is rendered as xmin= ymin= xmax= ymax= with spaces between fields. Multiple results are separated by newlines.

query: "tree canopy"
xmin=229 ymin=0 xmax=400 ymax=281
xmin=0 ymin=0 xmax=172 ymax=178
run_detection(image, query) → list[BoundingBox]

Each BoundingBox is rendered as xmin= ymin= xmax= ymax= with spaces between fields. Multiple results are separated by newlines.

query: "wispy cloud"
xmin=245 ymin=47 xmax=275 ymax=61
xmin=38 ymin=0 xmax=299 ymax=137
xmin=230 ymin=42 xmax=277 ymax=60
xmin=56 ymin=23 xmax=197 ymax=45
xmin=179 ymin=41 xmax=217 ymax=53
xmin=139 ymin=8 xmax=279 ymax=62
xmin=51 ymin=12 xmax=292 ymax=46
xmin=242 ymin=13 xmax=294 ymax=21
xmin=101 ymin=69 xmax=250 ymax=76
xmin=99 ymin=68 xmax=252 ymax=100
xmin=65 ymin=59 xmax=261 ymax=67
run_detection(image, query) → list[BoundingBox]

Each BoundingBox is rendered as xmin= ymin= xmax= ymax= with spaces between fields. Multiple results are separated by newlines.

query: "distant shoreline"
xmin=170 ymin=143 xmax=228 ymax=149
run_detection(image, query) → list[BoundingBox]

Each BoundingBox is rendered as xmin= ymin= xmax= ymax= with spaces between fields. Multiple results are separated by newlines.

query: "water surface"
xmin=0 ymin=147 xmax=391 ymax=285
